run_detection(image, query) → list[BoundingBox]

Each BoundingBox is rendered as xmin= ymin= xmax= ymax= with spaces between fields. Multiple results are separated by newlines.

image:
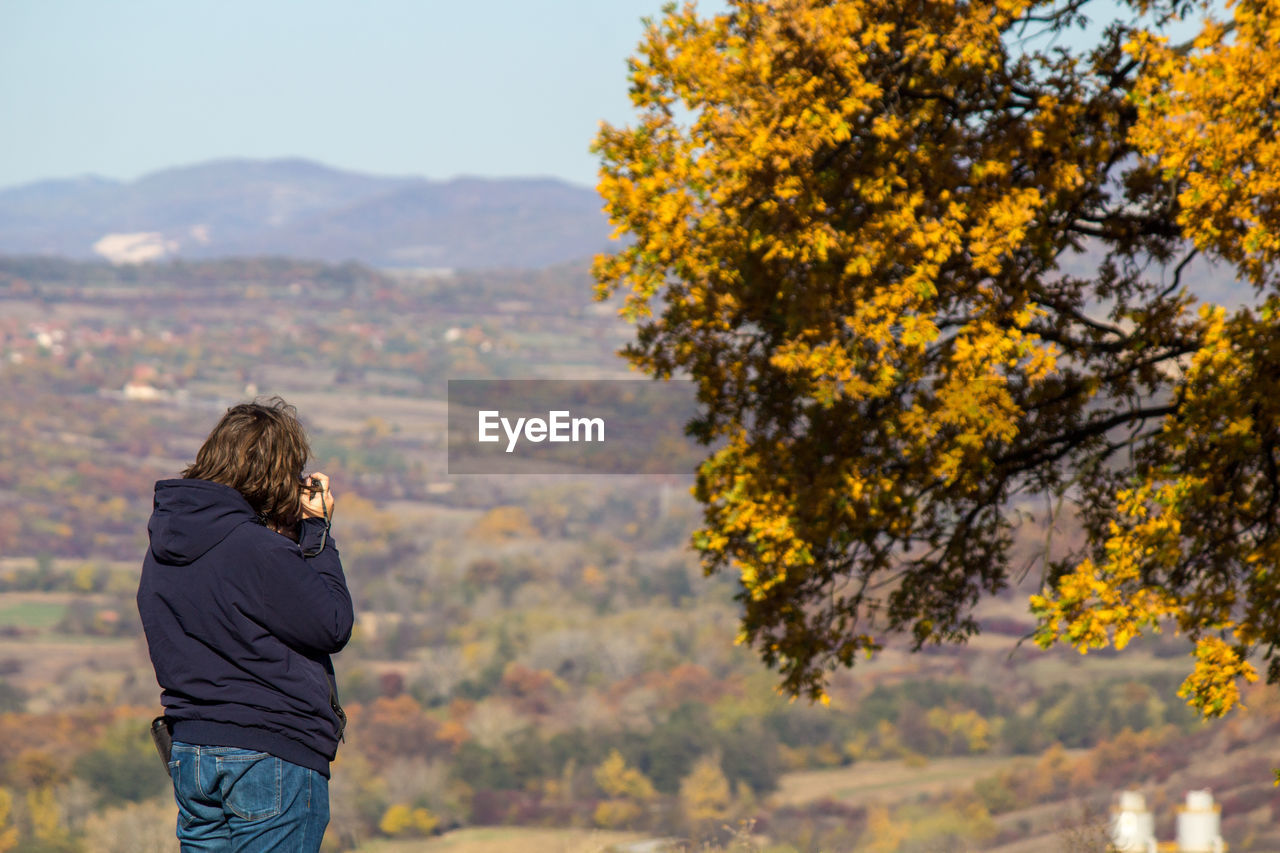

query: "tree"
xmin=593 ymin=0 xmax=1280 ymax=714
xmin=594 ymin=749 xmax=658 ymax=802
xmin=378 ymin=803 xmax=439 ymax=837
xmin=0 ymin=789 xmax=17 ymax=853
xmin=678 ymin=753 xmax=732 ymax=827
xmin=592 ymin=750 xmax=655 ymax=828
xmin=71 ymin=722 xmax=169 ymax=807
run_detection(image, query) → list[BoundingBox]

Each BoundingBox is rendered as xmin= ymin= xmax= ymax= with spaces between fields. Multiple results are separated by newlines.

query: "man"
xmin=137 ymin=397 xmax=353 ymax=852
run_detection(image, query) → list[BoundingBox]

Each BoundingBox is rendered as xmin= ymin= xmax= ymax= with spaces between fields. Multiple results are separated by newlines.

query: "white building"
xmin=1112 ymin=790 xmax=1226 ymax=853
xmin=1113 ymin=791 xmax=1157 ymax=852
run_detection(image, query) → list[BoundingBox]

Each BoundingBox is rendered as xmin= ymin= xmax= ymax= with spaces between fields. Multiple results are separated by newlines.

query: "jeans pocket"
xmin=167 ymin=759 xmax=193 ymax=829
xmin=219 ymin=752 xmax=282 ymax=822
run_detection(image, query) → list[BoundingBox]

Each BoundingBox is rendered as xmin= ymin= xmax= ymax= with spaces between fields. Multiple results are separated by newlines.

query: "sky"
xmin=0 ymin=0 xmax=1213 ymax=192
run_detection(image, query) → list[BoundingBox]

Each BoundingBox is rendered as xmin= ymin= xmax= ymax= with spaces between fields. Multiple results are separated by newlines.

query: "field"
xmin=771 ymin=755 xmax=1025 ymax=808
xmin=0 ymin=596 xmax=66 ymax=629
xmin=357 ymin=827 xmax=645 ymax=853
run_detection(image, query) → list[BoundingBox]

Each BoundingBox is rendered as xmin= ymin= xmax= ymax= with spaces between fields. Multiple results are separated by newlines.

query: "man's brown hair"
xmin=183 ymin=396 xmax=310 ymax=528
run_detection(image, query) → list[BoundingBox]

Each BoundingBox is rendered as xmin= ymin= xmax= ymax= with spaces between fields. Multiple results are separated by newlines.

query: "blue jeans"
xmin=168 ymin=741 xmax=330 ymax=853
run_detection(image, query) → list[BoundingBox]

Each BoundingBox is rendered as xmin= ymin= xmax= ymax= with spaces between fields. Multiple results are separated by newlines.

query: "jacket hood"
xmin=148 ymin=479 xmax=259 ymax=566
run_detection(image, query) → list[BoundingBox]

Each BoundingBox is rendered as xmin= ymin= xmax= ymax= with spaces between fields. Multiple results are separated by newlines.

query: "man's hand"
xmin=300 ymin=472 xmax=334 ymax=521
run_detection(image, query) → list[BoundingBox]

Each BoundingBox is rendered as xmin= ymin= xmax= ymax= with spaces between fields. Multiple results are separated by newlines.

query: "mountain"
xmin=0 ymin=158 xmax=612 ymax=269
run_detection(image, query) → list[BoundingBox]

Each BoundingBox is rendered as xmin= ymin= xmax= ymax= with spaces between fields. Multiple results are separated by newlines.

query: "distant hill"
xmin=0 ymin=158 xmax=612 ymax=270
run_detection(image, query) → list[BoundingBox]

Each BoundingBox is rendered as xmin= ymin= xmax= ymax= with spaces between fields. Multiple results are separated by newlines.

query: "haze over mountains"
xmin=0 ymin=158 xmax=612 ymax=270
xmin=0 ymin=156 xmax=1252 ymax=309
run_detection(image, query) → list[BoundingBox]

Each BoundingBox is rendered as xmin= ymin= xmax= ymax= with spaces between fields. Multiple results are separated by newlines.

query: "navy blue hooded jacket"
xmin=137 ymin=478 xmax=354 ymax=777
